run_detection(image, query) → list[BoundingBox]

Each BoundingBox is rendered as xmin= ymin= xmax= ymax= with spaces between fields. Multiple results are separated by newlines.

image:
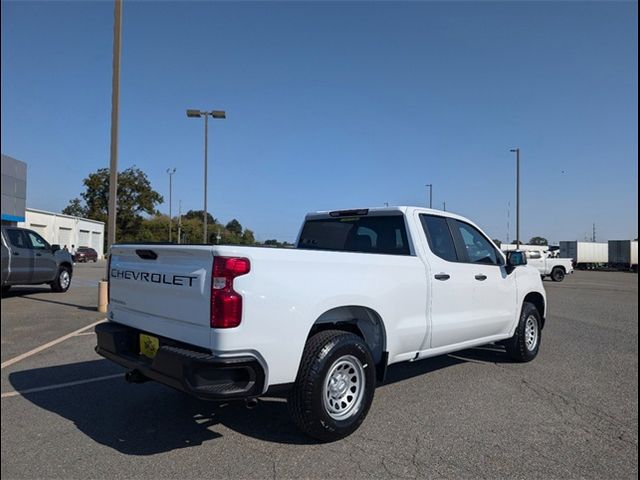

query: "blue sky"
xmin=1 ymin=1 xmax=637 ymax=243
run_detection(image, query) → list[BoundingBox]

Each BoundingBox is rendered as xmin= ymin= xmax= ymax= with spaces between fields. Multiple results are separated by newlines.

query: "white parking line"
xmin=0 ymin=319 xmax=106 ymax=370
xmin=1 ymin=374 xmax=122 ymax=399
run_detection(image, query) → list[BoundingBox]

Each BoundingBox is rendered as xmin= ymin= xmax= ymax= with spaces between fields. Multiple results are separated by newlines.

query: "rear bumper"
xmin=95 ymin=322 xmax=265 ymax=401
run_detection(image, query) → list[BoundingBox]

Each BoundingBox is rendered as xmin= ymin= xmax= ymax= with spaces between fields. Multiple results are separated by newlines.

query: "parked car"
xmin=525 ymin=250 xmax=574 ymax=281
xmin=75 ymin=246 xmax=98 ymax=263
xmin=96 ymin=206 xmax=546 ymax=441
xmin=1 ymin=226 xmax=74 ymax=294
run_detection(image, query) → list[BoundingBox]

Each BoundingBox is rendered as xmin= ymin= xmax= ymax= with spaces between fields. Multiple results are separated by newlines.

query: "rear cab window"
xmin=297 ymin=214 xmax=411 ymax=255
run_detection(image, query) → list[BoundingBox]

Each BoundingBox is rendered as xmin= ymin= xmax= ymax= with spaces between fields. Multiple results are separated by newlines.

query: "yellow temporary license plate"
xmin=139 ymin=333 xmax=159 ymax=359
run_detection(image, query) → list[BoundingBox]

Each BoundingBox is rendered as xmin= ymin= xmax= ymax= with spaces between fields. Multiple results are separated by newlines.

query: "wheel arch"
xmin=523 ymin=292 xmax=546 ymax=328
xmin=307 ymin=305 xmax=388 ymax=379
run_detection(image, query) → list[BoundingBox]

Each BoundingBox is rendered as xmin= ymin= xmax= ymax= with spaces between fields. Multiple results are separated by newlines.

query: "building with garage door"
xmin=17 ymin=208 xmax=105 ymax=259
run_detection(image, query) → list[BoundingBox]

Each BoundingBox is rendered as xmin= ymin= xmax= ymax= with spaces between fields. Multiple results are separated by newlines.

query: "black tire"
xmin=1 ymin=285 xmax=11 ymax=295
xmin=50 ymin=266 xmax=72 ymax=292
xmin=551 ymin=267 xmax=565 ymax=282
xmin=504 ymin=302 xmax=542 ymax=362
xmin=288 ymin=330 xmax=376 ymax=442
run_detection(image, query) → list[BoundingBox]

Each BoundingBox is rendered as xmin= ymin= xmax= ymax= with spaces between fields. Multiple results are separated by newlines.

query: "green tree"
xmin=241 ymin=229 xmax=256 ymax=245
xmin=225 ymin=219 xmax=243 ymax=235
xmin=63 ymin=167 xmax=163 ymax=243
xmin=184 ymin=210 xmax=216 ymax=225
xmin=529 ymin=237 xmax=549 ymax=246
xmin=492 ymin=239 xmax=502 ymax=248
xmin=61 ymin=198 xmax=87 ymax=217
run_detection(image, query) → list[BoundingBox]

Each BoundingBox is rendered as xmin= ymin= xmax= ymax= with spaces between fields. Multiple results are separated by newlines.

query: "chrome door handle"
xmin=434 ymin=274 xmax=450 ymax=281
xmin=475 ymin=274 xmax=487 ymax=281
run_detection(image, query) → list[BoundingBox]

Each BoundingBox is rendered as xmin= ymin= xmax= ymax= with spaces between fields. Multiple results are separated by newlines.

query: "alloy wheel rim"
xmin=60 ymin=271 xmax=70 ymax=289
xmin=322 ymin=355 xmax=366 ymax=421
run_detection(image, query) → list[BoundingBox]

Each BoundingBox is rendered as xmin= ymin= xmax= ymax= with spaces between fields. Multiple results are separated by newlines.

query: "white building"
xmin=18 ymin=208 xmax=105 ymax=258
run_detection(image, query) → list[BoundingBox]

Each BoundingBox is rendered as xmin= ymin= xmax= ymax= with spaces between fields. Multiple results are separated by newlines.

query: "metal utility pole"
xmin=510 ymin=148 xmax=521 ymax=248
xmin=107 ymin=0 xmax=122 ymax=249
xmin=166 ymin=168 xmax=176 ymax=242
xmin=426 ymin=184 xmax=433 ymax=208
xmin=177 ymin=200 xmax=182 ymax=245
xmin=592 ymin=223 xmax=596 ymax=242
xmin=186 ymin=109 xmax=226 ymax=243
xmin=443 ymin=202 xmax=446 ymax=211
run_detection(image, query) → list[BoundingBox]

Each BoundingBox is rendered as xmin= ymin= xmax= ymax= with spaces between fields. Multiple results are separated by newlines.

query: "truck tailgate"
xmin=108 ymin=245 xmax=213 ymax=349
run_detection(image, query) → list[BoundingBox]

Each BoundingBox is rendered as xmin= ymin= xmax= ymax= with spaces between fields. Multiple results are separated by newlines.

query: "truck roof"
xmin=305 ymin=206 xmax=468 ymax=222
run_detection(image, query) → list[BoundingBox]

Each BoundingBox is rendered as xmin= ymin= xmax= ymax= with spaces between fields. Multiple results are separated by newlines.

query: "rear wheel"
xmin=505 ymin=302 xmax=541 ymax=362
xmin=288 ymin=330 xmax=376 ymax=442
xmin=50 ymin=266 xmax=71 ymax=292
xmin=1 ymin=285 xmax=11 ymax=295
xmin=551 ymin=267 xmax=565 ymax=282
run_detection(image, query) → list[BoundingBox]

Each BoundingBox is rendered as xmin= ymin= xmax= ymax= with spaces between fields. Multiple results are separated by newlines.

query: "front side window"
xmin=26 ymin=231 xmax=49 ymax=250
xmin=420 ymin=215 xmax=458 ymax=262
xmin=455 ymin=221 xmax=500 ymax=265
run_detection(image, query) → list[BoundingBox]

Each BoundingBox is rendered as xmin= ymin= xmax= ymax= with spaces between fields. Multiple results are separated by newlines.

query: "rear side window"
xmin=298 ymin=215 xmax=410 ymax=255
xmin=420 ymin=215 xmax=458 ymax=262
xmin=5 ymin=229 xmax=27 ymax=249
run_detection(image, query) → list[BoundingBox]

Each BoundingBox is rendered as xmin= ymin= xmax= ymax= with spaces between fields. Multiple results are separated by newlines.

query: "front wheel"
xmin=50 ymin=266 xmax=72 ymax=292
xmin=288 ymin=330 xmax=376 ymax=442
xmin=551 ymin=267 xmax=565 ymax=282
xmin=505 ymin=302 xmax=542 ymax=362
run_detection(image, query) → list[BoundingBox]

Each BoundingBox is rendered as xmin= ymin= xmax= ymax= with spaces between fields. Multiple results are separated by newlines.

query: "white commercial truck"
xmin=96 ymin=207 xmax=547 ymax=441
xmin=559 ymin=241 xmax=609 ymax=269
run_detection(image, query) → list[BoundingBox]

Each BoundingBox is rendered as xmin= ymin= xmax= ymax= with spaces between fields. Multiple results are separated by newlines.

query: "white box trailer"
xmin=501 ymin=244 xmax=550 ymax=253
xmin=559 ymin=241 xmax=608 ymax=268
xmin=608 ymin=240 xmax=639 ymax=271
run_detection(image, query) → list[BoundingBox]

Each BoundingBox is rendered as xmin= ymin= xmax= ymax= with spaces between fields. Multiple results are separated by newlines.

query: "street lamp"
xmin=186 ymin=108 xmax=227 ymax=243
xmin=425 ymin=184 xmax=433 ymax=208
xmin=166 ymin=168 xmax=176 ymax=242
xmin=510 ymin=148 xmax=521 ymax=248
xmin=107 ymin=0 xmax=123 ymax=250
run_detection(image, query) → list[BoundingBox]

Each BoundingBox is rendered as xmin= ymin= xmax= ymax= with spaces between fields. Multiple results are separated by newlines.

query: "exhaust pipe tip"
xmin=245 ymin=398 xmax=259 ymax=409
xmin=125 ymin=369 xmax=149 ymax=384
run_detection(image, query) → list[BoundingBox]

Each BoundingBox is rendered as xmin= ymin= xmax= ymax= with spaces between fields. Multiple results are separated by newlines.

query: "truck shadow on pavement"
xmin=2 ymin=287 xmax=97 ymax=311
xmin=9 ymin=348 xmax=508 ymax=453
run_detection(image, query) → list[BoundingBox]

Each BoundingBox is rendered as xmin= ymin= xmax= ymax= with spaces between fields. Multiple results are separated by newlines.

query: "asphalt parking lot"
xmin=1 ymin=267 xmax=638 ymax=479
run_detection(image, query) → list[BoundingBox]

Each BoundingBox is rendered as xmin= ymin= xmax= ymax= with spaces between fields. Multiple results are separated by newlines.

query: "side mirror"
xmin=506 ymin=250 xmax=527 ymax=274
xmin=51 ymin=244 xmax=61 ymax=253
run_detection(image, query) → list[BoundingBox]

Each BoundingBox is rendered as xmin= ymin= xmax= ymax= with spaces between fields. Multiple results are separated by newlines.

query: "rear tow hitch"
xmin=245 ymin=398 xmax=259 ymax=409
xmin=125 ymin=369 xmax=150 ymax=384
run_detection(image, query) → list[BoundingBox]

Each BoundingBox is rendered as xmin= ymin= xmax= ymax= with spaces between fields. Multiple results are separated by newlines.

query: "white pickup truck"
xmin=96 ymin=207 xmax=547 ymax=441
xmin=524 ymin=250 xmax=574 ymax=282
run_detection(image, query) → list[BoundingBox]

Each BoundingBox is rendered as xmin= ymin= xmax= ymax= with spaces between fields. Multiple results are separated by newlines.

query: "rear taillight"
xmin=211 ymin=256 xmax=250 ymax=328
xmin=106 ymin=252 xmax=112 ymax=302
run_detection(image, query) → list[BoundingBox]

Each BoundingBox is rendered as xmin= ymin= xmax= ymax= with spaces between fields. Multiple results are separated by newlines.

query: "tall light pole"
xmin=107 ymin=0 xmax=123 ymax=249
xmin=186 ymin=109 xmax=226 ymax=243
xmin=426 ymin=184 xmax=433 ymax=209
xmin=177 ymin=200 xmax=182 ymax=245
xmin=510 ymin=148 xmax=521 ymax=248
xmin=166 ymin=168 xmax=176 ymax=242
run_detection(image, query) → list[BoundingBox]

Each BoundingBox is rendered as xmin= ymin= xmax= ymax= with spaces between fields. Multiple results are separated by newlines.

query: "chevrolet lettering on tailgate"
xmin=110 ymin=269 xmax=198 ymax=287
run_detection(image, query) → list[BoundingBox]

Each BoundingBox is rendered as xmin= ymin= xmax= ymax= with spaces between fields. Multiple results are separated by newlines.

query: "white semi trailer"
xmin=559 ymin=241 xmax=609 ymax=269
